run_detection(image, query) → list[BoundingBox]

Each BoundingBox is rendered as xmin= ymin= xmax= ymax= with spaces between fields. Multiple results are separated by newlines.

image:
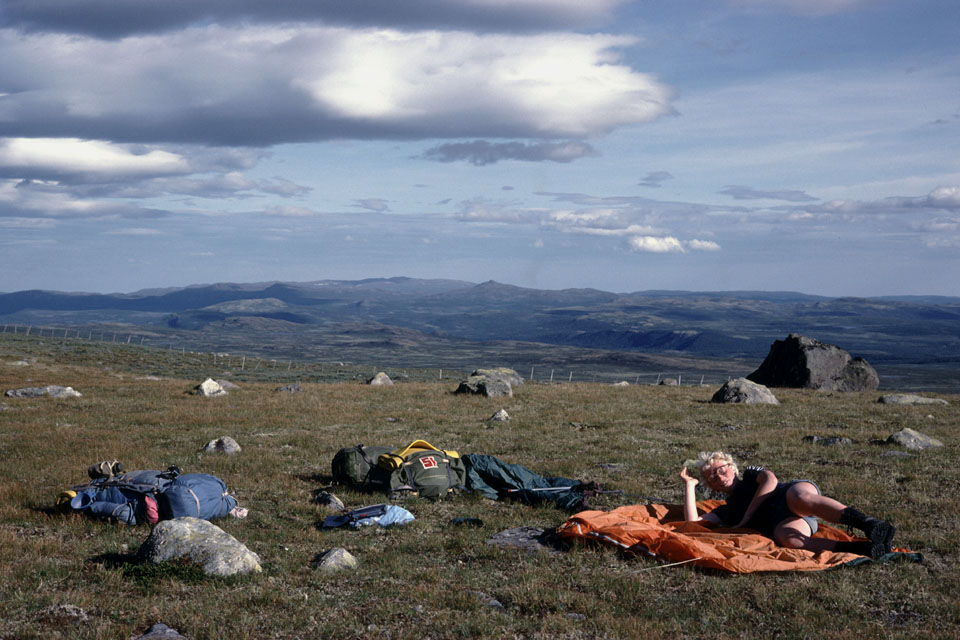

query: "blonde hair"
xmin=697 ymin=450 xmax=738 ymax=477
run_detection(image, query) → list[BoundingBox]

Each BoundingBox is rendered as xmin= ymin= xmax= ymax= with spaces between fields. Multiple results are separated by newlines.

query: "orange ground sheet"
xmin=556 ymin=501 xmax=900 ymax=573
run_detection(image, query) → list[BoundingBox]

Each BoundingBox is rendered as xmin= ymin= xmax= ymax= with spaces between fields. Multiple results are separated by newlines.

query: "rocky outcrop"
xmin=471 ymin=368 xmax=524 ymax=387
xmin=886 ymin=428 xmax=943 ymax=450
xmin=747 ymin=334 xmax=879 ymax=391
xmin=137 ymin=517 xmax=261 ymax=577
xmin=4 ymin=385 xmax=81 ymax=398
xmin=201 ymin=436 xmax=241 ymax=455
xmin=711 ymin=378 xmax=779 ymax=405
xmin=311 ymin=548 xmax=358 ymax=573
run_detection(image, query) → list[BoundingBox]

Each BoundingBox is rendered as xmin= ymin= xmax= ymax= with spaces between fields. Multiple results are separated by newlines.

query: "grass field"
xmin=1 ymin=334 xmax=957 ymax=639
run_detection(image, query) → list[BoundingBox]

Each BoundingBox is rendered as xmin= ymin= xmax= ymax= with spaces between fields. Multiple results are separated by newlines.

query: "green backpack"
xmin=331 ymin=444 xmax=394 ymax=492
xmin=380 ymin=444 xmax=467 ymax=500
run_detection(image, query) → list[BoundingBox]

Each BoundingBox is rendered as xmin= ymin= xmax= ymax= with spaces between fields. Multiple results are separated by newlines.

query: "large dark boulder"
xmin=747 ymin=334 xmax=879 ymax=392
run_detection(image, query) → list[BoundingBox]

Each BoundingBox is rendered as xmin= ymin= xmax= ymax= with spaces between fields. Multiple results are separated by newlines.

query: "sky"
xmin=1 ymin=0 xmax=958 ymax=297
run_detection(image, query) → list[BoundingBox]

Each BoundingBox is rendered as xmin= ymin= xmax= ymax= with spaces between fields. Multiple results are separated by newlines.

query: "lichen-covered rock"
xmin=137 ymin=517 xmax=261 ymax=577
xmin=202 ymin=436 xmax=241 ymax=455
xmin=367 ymin=372 xmax=393 ymax=386
xmin=803 ymin=435 xmax=853 ymax=446
xmin=193 ymin=378 xmax=227 ymax=397
xmin=711 ymin=378 xmax=779 ymax=405
xmin=878 ymin=394 xmax=949 ymax=406
xmin=886 ymin=428 xmax=943 ymax=450
xmin=134 ymin=623 xmax=189 ymax=639
xmin=488 ymin=409 xmax=511 ymax=422
xmin=4 ymin=385 xmax=81 ymax=398
xmin=747 ymin=334 xmax=879 ymax=391
xmin=471 ymin=368 xmax=524 ymax=387
xmin=311 ymin=548 xmax=358 ymax=573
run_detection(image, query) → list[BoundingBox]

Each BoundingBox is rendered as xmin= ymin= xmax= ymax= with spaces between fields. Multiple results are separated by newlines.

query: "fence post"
xmin=529 ymin=366 xmax=535 ymax=381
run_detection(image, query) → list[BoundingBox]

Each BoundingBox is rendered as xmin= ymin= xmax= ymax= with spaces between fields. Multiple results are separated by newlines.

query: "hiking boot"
xmin=840 ymin=507 xmax=895 ymax=558
xmin=834 ymin=540 xmax=874 ymax=557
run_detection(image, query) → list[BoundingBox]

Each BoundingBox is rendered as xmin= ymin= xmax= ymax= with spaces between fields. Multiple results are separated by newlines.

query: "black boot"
xmin=840 ymin=507 xmax=895 ymax=559
xmin=834 ymin=540 xmax=874 ymax=557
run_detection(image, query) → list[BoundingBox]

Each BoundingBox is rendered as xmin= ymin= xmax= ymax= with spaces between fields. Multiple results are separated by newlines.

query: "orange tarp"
xmin=556 ymin=501 xmax=873 ymax=573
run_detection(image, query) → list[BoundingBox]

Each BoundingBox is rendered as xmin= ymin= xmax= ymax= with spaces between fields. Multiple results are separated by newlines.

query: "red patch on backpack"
xmin=420 ymin=456 xmax=438 ymax=469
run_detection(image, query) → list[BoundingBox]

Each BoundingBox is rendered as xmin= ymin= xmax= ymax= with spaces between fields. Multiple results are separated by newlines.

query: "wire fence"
xmin=1 ymin=323 xmax=738 ymax=387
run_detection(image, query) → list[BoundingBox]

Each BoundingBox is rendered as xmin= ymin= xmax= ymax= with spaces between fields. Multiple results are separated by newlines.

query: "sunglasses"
xmin=705 ymin=463 xmax=734 ymax=480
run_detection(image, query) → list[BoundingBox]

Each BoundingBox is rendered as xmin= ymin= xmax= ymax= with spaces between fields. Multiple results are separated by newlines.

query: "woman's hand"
xmin=680 ymin=466 xmax=699 ymax=486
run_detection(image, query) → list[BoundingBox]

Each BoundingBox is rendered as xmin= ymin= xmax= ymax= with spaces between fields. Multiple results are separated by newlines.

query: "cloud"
xmin=719 ymin=185 xmax=818 ymax=202
xmin=355 ymin=198 xmax=390 ymax=212
xmin=0 ymin=26 xmax=672 ymax=146
xmin=688 ymin=239 xmax=722 ymax=251
xmin=422 ymin=140 xmax=599 ymax=165
xmin=263 ymin=205 xmax=320 ymax=217
xmin=638 ymin=171 xmax=673 ymax=187
xmin=103 ymin=228 xmax=166 ymax=236
xmin=628 ymin=236 xmax=685 ymax=253
xmin=806 ymin=186 xmax=960 ymax=215
xmin=2 ymin=0 xmax=629 ymax=38
xmin=0 ymin=138 xmax=189 ymax=181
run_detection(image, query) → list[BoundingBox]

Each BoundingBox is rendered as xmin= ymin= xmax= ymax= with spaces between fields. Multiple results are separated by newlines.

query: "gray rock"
xmin=202 ymin=436 xmax=241 ymax=455
xmin=747 ymin=333 xmax=879 ymax=392
xmin=367 ymin=372 xmax=393 ymax=386
xmin=194 ymin=378 xmax=227 ymax=397
xmin=216 ymin=380 xmax=241 ymax=391
xmin=4 ymin=385 xmax=81 ymax=398
xmin=612 ymin=381 xmax=630 ymax=387
xmin=134 ymin=623 xmax=189 ymax=639
xmin=137 ymin=517 xmax=262 ymax=577
xmin=878 ymin=394 xmax=949 ymax=406
xmin=886 ymin=428 xmax=944 ymax=450
xmin=471 ymin=368 xmax=524 ymax=387
xmin=488 ymin=409 xmax=511 ymax=422
xmin=311 ymin=548 xmax=358 ymax=573
xmin=711 ymin=378 xmax=779 ymax=405
xmin=273 ymin=383 xmax=303 ymax=393
xmin=803 ymin=435 xmax=853 ymax=446
xmin=312 ymin=491 xmax=345 ymax=512
xmin=659 ymin=378 xmax=678 ymax=386
xmin=455 ymin=375 xmax=513 ymax=398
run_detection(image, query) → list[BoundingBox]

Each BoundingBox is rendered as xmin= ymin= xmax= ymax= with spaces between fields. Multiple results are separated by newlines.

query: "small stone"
xmin=134 ymin=623 xmax=189 ymax=639
xmin=803 ymin=435 xmax=853 ymax=446
xmin=488 ymin=409 xmax=510 ymax=422
xmin=312 ymin=491 xmax=345 ymax=512
xmin=311 ymin=548 xmax=358 ymax=573
xmin=274 ymin=383 xmax=303 ymax=393
xmin=194 ymin=378 xmax=226 ymax=397
xmin=202 ymin=436 xmax=241 ymax=455
xmin=878 ymin=394 xmax=948 ymax=406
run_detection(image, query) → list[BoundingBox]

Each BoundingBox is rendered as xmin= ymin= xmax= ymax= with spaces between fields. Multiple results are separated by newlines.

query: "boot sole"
xmin=868 ymin=521 xmax=895 ymax=559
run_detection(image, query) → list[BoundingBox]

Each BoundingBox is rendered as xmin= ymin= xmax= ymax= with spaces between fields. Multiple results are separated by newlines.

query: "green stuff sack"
xmin=331 ymin=444 xmax=394 ymax=492
xmin=388 ymin=449 xmax=467 ymax=499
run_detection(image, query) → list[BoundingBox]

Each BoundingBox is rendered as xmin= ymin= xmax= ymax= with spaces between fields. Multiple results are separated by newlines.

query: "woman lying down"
xmin=680 ymin=451 xmax=896 ymax=558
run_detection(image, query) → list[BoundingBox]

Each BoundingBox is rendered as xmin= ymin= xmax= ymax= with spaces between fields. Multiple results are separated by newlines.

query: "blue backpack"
xmin=158 ymin=473 xmax=237 ymax=521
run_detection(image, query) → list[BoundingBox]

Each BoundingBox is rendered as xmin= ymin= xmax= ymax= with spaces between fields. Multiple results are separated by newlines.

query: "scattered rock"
xmin=41 ymin=603 xmax=90 ymax=624
xmin=466 ymin=590 xmax=504 ymax=609
xmin=711 ymin=378 xmax=779 ymax=405
xmin=878 ymin=394 xmax=949 ymax=406
xmin=612 ymin=381 xmax=630 ymax=387
xmin=133 ymin=623 xmax=189 ymax=639
xmin=311 ymin=548 xmax=358 ymax=573
xmin=4 ymin=385 xmax=81 ymax=398
xmin=886 ymin=428 xmax=943 ymax=450
xmin=658 ymin=378 xmax=678 ymax=386
xmin=274 ymin=383 xmax=303 ymax=393
xmin=455 ymin=375 xmax=512 ymax=398
xmin=137 ymin=517 xmax=262 ymax=577
xmin=367 ymin=372 xmax=393 ymax=386
xmin=487 ymin=527 xmax=563 ymax=554
xmin=193 ymin=378 xmax=226 ymax=397
xmin=488 ymin=409 xmax=511 ymax=422
xmin=803 ymin=435 xmax=853 ymax=446
xmin=201 ymin=436 xmax=241 ymax=455
xmin=747 ymin=333 xmax=879 ymax=391
xmin=10 ymin=360 xmax=30 ymax=366
xmin=312 ymin=491 xmax=345 ymax=512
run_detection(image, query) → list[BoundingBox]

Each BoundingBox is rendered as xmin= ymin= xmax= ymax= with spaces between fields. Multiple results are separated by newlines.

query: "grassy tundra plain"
xmin=0 ymin=334 xmax=957 ymax=639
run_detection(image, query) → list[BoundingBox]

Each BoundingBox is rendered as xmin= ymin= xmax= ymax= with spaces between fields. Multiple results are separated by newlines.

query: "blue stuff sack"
xmin=158 ymin=473 xmax=237 ymax=521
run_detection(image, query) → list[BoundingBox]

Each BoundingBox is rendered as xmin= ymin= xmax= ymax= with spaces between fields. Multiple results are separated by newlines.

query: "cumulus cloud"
xmin=422 ymin=140 xmax=599 ymax=165
xmin=719 ymin=185 xmax=818 ymax=202
xmin=0 ymin=138 xmax=189 ymax=181
xmin=0 ymin=26 xmax=672 ymax=146
xmin=638 ymin=171 xmax=674 ymax=187
xmin=3 ymin=0 xmax=629 ymax=38
xmin=805 ymin=186 xmax=960 ymax=215
xmin=628 ymin=236 xmax=685 ymax=253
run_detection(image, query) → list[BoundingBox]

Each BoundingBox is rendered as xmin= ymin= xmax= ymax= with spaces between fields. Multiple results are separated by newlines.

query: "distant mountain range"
xmin=3 ymin=278 xmax=959 ymax=389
